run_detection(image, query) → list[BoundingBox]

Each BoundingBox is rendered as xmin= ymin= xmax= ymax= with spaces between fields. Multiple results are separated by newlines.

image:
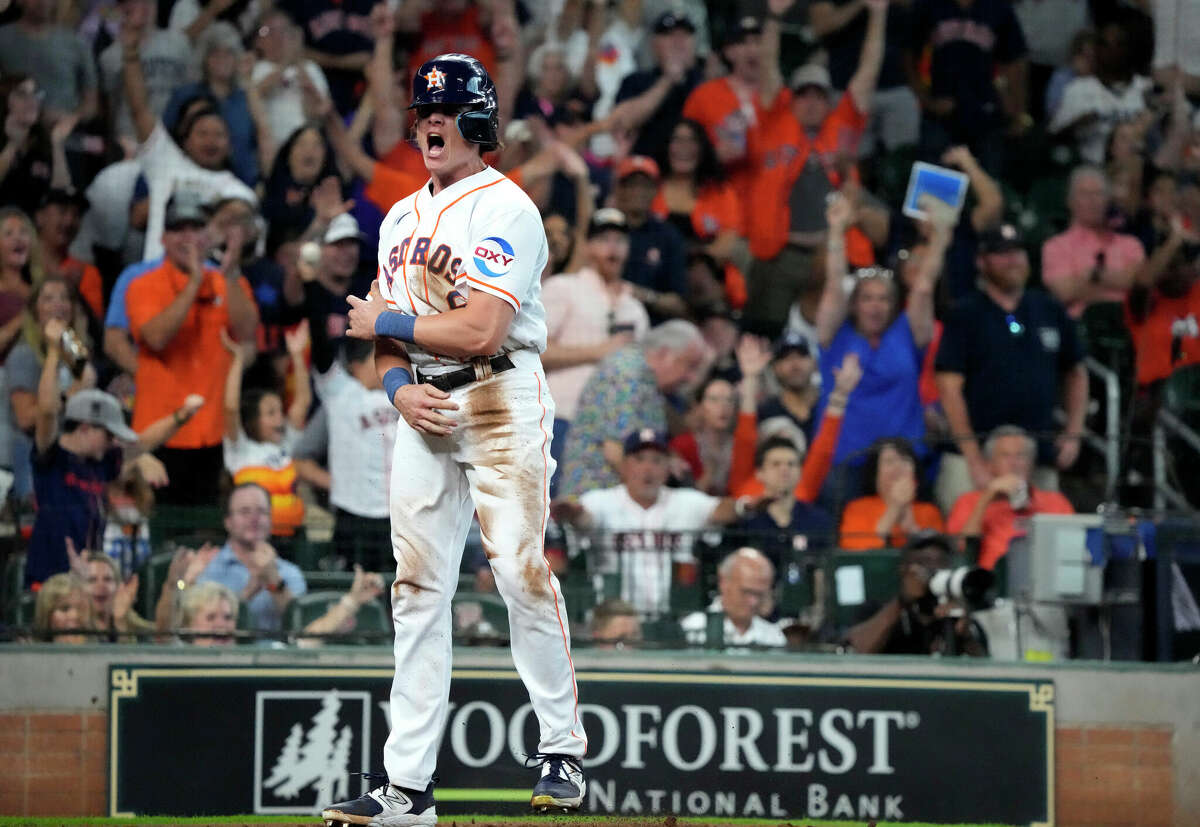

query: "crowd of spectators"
xmin=3 ymin=0 xmax=1200 ymax=654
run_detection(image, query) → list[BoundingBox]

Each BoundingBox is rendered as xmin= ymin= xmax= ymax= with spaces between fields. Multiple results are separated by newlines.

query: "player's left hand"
xmin=393 ymin=383 xmax=459 ymax=436
xmin=347 ymin=282 xmax=387 ymax=340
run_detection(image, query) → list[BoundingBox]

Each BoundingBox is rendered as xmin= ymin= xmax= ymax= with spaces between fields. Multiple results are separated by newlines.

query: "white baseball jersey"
xmin=579 ymin=484 xmax=719 ymax=615
xmin=315 ymin=363 xmax=398 ymax=518
xmin=375 ymin=166 xmax=548 ymax=375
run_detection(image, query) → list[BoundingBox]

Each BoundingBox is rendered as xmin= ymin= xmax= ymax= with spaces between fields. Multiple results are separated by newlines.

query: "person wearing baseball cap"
xmin=755 ymin=330 xmax=821 ymax=435
xmin=542 ymin=206 xmax=650 ymax=495
xmin=743 ymin=0 xmax=889 ymax=335
xmin=123 ymin=186 xmax=259 ymax=506
xmin=932 ymin=217 xmax=1087 ymax=513
xmin=612 ymin=156 xmax=689 ymax=323
xmin=24 ymin=366 xmax=206 ymax=587
xmin=681 ymin=15 xmax=763 ymax=176
xmin=552 ymin=424 xmax=762 ymax=615
xmin=613 ymin=9 xmax=702 ymax=158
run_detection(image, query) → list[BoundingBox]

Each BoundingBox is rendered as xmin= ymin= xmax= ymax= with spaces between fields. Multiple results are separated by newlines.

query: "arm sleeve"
xmin=945 ymin=493 xmax=974 ymax=535
xmin=6 ymin=344 xmax=41 ymax=394
xmin=727 ymin=412 xmax=759 ymax=496
xmin=455 ymin=208 xmax=547 ymax=312
xmin=280 ymin=562 xmax=308 ymax=597
xmin=796 ymin=409 xmax=843 ymax=503
xmin=124 ymin=274 xmax=168 ymax=345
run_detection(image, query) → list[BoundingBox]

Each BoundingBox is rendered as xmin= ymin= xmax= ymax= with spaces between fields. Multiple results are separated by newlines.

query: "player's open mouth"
xmin=427 ymin=133 xmax=445 ymax=158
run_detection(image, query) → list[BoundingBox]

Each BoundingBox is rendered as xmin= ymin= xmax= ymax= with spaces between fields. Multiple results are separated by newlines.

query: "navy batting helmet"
xmin=409 ymin=53 xmax=499 ymax=147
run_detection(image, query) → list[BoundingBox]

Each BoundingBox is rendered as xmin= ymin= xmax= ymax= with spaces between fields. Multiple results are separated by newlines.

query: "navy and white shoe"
xmin=321 ymin=777 xmax=436 ymax=826
xmin=529 ymin=753 xmax=585 ymax=812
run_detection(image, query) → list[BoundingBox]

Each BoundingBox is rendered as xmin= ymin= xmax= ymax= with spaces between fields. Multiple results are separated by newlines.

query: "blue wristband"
xmin=375 ymin=310 xmax=416 ymax=343
xmin=382 ymin=367 xmax=413 ymax=401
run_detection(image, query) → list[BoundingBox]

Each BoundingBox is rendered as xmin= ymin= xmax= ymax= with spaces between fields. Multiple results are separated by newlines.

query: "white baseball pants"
xmin=382 ymin=350 xmax=587 ymax=790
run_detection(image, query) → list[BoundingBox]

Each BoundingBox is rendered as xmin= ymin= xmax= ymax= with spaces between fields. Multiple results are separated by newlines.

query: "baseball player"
xmin=321 ymin=54 xmax=586 ymax=827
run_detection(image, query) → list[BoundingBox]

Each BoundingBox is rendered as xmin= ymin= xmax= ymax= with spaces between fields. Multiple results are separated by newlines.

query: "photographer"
xmin=844 ymin=533 xmax=989 ymax=656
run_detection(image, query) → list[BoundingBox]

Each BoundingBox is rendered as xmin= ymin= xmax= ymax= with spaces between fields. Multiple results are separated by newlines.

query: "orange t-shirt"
xmin=839 ymin=496 xmax=946 ymax=550
xmin=946 ymin=488 xmax=1075 ymax=570
xmin=746 ymin=88 xmax=871 ymax=264
xmin=682 ymin=76 xmax=761 ymax=208
xmin=1125 ymin=282 xmax=1200 ymax=387
xmin=408 ymin=8 xmax=495 ymax=83
xmin=365 ymin=162 xmax=426 ymax=213
xmin=650 ymin=183 xmax=747 ymax=306
xmin=55 ymin=256 xmax=104 ymax=321
xmin=728 ymin=409 xmax=841 ymax=502
xmin=126 ymin=260 xmax=255 ymax=449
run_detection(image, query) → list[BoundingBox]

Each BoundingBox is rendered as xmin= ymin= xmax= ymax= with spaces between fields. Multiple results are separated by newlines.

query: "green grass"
xmin=0 ymin=817 xmax=1011 ymax=827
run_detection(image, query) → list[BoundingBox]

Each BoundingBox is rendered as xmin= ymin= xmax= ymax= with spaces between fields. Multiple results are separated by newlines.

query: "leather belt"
xmin=418 ymin=354 xmax=515 ymax=392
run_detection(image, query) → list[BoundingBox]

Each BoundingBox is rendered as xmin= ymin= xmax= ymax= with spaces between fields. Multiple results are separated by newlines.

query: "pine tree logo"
xmin=254 ymin=690 xmax=372 ymax=814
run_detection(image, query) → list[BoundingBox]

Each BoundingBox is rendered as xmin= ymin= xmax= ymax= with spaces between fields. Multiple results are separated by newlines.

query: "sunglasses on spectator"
xmin=853 ymin=266 xmax=894 ymax=282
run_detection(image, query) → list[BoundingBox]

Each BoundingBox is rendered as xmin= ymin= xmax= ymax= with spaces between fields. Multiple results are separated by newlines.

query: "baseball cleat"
xmin=321 ymin=779 xmax=436 ymax=826
xmin=529 ymin=753 xmax=585 ymax=812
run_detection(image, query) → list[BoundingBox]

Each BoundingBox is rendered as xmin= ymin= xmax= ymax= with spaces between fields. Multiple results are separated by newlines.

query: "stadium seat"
xmin=1163 ymin=363 xmax=1200 ymax=418
xmin=149 ymin=504 xmax=224 ymax=544
xmin=286 ymin=590 xmax=390 ymax=642
xmin=827 ymin=550 xmax=901 ymax=628
xmin=451 ymin=592 xmax=510 ymax=638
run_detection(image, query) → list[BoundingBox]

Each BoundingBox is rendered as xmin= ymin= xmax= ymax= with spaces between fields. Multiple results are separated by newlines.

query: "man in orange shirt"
xmin=743 ymin=0 xmax=888 ymax=336
xmin=125 ymin=190 xmax=259 ymax=505
xmin=682 ymin=16 xmax=766 ymax=201
xmin=946 ymin=426 xmax=1074 ymax=570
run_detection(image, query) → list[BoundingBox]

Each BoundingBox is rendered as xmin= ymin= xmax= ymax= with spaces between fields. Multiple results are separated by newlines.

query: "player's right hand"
xmin=394 ymin=383 xmax=459 ymax=436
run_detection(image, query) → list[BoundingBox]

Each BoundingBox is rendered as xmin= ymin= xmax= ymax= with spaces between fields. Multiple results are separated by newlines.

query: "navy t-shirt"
xmin=615 ymin=66 xmax=703 ymax=158
xmin=26 ymin=442 xmax=122 ymax=586
xmin=821 ymin=0 xmax=912 ymax=91
xmin=283 ymin=0 xmax=378 ymax=114
xmin=910 ymin=0 xmax=1027 ymax=128
xmin=935 ymin=287 xmax=1084 ymax=463
xmin=732 ymin=502 xmax=836 ymax=574
xmin=625 ymin=219 xmax=688 ymax=321
xmin=757 ymin=397 xmax=816 ymax=448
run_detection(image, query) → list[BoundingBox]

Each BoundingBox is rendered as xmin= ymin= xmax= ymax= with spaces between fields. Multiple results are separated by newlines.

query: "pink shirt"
xmin=1041 ymin=224 xmax=1145 ymax=318
xmin=542 ymin=268 xmax=650 ymax=420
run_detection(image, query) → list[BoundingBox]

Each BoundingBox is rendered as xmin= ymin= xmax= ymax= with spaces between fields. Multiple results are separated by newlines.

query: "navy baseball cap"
xmin=654 ymin=11 xmax=695 ymax=34
xmin=772 ymin=330 xmax=812 ymax=361
xmin=623 ymin=428 xmax=670 ymax=455
xmin=725 ymin=16 xmax=762 ymax=46
xmin=978 ymin=223 xmax=1025 ymax=253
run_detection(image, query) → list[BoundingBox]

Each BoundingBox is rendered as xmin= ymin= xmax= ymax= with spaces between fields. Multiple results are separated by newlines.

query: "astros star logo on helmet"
xmin=423 ymin=67 xmax=447 ymax=90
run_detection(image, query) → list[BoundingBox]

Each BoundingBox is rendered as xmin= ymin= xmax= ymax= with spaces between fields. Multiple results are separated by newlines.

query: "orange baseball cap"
xmin=615 ymin=155 xmax=661 ymax=182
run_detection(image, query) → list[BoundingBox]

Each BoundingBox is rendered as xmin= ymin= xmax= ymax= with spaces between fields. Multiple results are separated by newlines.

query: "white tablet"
xmin=902 ymin=161 xmax=970 ymax=221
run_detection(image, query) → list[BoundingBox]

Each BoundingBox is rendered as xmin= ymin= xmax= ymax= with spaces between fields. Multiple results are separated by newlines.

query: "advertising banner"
xmin=108 ymin=666 xmax=1054 ymax=825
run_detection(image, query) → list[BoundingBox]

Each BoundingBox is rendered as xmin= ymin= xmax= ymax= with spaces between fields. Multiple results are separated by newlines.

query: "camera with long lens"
xmin=927 ymin=566 xmax=995 ymax=611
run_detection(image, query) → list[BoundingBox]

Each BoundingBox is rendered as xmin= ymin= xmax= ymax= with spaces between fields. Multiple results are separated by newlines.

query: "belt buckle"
xmin=472 ymin=356 xmax=494 ymax=383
